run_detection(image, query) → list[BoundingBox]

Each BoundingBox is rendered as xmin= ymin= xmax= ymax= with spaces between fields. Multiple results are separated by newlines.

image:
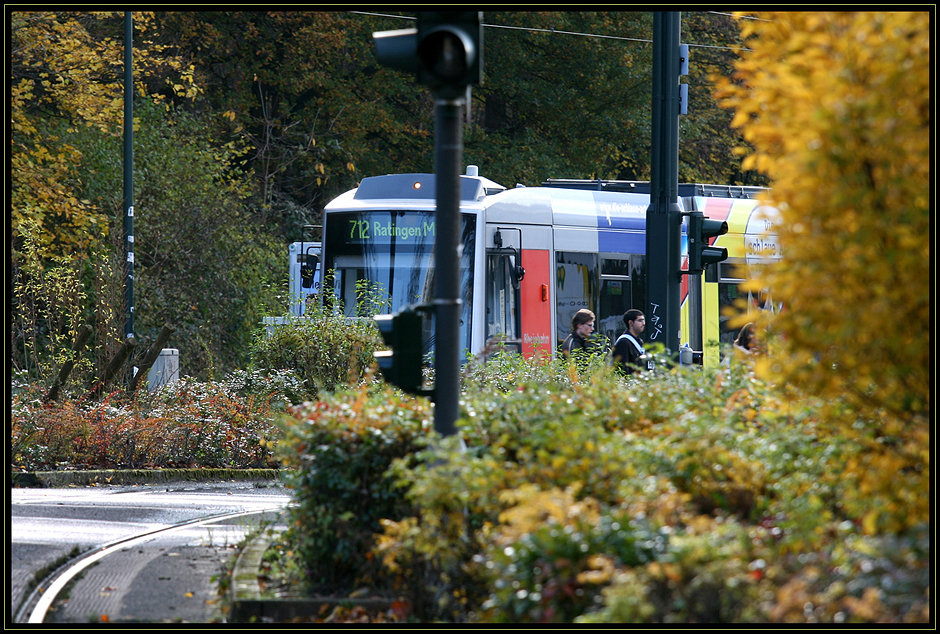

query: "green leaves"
xmin=249 ymin=304 xmax=384 ymax=401
xmin=368 ymin=352 xmax=928 ymax=622
xmin=276 ymin=383 xmax=432 ymax=590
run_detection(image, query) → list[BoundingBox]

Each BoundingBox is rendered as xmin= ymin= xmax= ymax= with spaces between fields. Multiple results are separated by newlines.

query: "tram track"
xmin=17 ymin=506 xmax=284 ymax=624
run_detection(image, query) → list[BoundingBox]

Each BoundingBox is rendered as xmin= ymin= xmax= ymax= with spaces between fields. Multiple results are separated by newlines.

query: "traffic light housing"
xmin=373 ymin=28 xmax=419 ymax=74
xmin=688 ymin=211 xmax=728 ymax=272
xmin=374 ymin=12 xmax=482 ymax=98
xmin=416 ymin=11 xmax=482 ymax=96
xmin=374 ymin=307 xmax=425 ymax=395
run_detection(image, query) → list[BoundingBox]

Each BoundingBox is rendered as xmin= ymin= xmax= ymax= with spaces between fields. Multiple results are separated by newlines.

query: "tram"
xmin=312 ymin=166 xmax=780 ymax=367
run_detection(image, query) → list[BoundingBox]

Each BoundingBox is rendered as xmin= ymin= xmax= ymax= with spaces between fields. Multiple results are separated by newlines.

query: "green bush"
xmin=276 ymin=383 xmax=433 ymax=593
xmin=760 ymin=521 xmax=931 ymax=623
xmin=222 ymin=368 xmax=307 ymax=410
xmin=578 ymin=515 xmax=770 ymax=623
xmin=476 ymin=489 xmax=668 ymax=623
xmin=370 ymin=353 xmax=929 ymax=623
xmin=249 ymin=303 xmax=383 ymax=402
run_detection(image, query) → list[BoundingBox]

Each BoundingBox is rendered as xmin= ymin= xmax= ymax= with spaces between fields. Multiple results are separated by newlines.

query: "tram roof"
xmin=351 ymin=173 xmax=506 ymax=203
xmin=541 ymin=178 xmax=768 ymax=199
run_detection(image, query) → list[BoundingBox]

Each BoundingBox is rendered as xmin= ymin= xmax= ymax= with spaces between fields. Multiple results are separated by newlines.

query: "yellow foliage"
xmin=375 ymin=517 xmax=419 ymax=574
xmin=768 ymin=569 xmax=898 ymax=623
xmin=838 ymin=422 xmax=929 ymax=533
xmin=576 ymin=554 xmax=617 ymax=586
xmin=10 ymin=11 xmax=199 ymax=261
xmin=713 ymin=12 xmax=930 ymax=431
xmin=495 ymin=485 xmax=598 ymax=542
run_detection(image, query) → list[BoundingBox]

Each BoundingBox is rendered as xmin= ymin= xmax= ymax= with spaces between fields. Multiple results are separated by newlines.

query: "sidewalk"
xmin=11 ymin=469 xmax=287 ymax=624
xmin=11 ymin=468 xmax=396 ymax=624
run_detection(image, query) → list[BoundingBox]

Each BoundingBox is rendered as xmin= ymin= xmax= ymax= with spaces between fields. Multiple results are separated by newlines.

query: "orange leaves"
xmin=10 ymin=377 xmax=285 ymax=471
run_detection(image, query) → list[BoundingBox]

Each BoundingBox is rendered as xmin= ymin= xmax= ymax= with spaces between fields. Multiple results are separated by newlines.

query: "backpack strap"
xmin=616 ymin=333 xmax=645 ymax=355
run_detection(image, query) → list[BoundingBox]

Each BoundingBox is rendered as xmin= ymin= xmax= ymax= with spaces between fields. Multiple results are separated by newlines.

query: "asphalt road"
xmin=10 ymin=480 xmax=292 ymax=624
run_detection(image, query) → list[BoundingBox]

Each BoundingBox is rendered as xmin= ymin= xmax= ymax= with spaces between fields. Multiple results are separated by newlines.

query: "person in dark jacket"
xmin=561 ymin=309 xmax=596 ymax=359
xmin=734 ymin=322 xmax=756 ymax=353
xmin=611 ymin=309 xmax=651 ymax=375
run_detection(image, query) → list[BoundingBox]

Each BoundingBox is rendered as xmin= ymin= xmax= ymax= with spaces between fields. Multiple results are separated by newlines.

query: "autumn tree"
xmin=679 ymin=11 xmax=766 ymax=186
xmin=10 ymin=11 xmax=278 ymax=383
xmin=10 ymin=11 xmax=198 ymax=382
xmin=468 ymin=11 xmax=754 ymax=187
xmin=153 ymin=11 xmax=380 ymax=239
xmin=10 ymin=11 xmax=196 ymax=259
xmin=68 ymin=98 xmax=283 ymax=378
xmin=715 ymin=12 xmax=929 ymax=528
xmin=464 ymin=11 xmax=653 ymax=185
xmin=156 ymin=10 xmax=752 ymax=224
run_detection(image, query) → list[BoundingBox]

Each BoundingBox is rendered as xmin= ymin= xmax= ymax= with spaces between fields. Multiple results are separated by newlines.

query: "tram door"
xmin=485 ymin=250 xmax=524 ymax=353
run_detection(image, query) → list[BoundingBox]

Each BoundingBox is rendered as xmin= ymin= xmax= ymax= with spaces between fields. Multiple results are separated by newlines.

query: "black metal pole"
xmin=688 ymin=271 xmax=703 ymax=352
xmin=432 ymin=96 xmax=462 ymax=437
xmin=123 ymin=12 xmax=135 ymax=342
xmin=645 ymin=11 xmax=682 ymax=356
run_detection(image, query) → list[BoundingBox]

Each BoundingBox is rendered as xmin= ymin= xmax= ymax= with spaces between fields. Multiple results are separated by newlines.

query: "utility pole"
xmin=645 ymin=11 xmax=683 ymax=357
xmin=123 ymin=12 xmax=135 ymax=344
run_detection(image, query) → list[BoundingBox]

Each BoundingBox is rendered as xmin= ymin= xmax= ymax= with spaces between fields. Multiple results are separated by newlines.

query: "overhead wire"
xmin=351 ymin=10 xmax=756 ymax=53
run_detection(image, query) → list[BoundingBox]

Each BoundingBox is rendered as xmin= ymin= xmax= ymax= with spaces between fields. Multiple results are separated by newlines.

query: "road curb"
xmin=10 ymin=468 xmax=284 ymax=488
xmin=228 ymin=527 xmax=394 ymax=624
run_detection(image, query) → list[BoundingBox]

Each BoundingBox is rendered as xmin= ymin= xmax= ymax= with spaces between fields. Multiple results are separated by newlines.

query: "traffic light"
xmin=416 ymin=11 xmax=482 ymax=96
xmin=373 ymin=307 xmax=425 ymax=395
xmin=374 ymin=12 xmax=482 ymax=98
xmin=687 ymin=211 xmax=729 ymax=272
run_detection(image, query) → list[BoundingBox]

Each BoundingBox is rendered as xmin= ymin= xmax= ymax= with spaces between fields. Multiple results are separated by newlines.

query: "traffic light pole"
xmin=372 ymin=12 xmax=481 ymax=435
xmin=688 ymin=272 xmax=703 ymax=353
xmin=432 ymin=97 xmax=462 ymax=437
xmin=645 ymin=11 xmax=683 ymax=357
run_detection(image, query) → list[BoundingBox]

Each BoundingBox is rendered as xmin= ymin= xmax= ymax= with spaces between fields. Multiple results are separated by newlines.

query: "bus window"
xmin=717 ymin=260 xmax=749 ymax=346
xmin=598 ymin=256 xmax=645 ymax=343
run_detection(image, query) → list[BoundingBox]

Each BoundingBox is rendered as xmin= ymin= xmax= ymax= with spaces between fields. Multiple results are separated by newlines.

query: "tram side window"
xmin=599 ymin=257 xmax=633 ymax=343
xmin=717 ymin=261 xmax=749 ymax=346
xmin=555 ymin=252 xmax=598 ymax=347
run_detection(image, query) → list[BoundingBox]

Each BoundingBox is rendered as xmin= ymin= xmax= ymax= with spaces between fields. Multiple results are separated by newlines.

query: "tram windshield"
xmin=323 ymin=210 xmax=476 ymax=356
